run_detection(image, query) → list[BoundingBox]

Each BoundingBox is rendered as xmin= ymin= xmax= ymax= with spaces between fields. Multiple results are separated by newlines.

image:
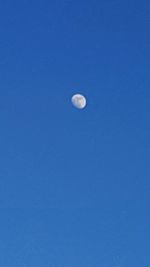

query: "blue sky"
xmin=0 ymin=0 xmax=150 ymax=266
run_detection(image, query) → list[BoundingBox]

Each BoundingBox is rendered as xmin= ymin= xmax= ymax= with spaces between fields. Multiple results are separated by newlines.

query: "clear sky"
xmin=0 ymin=0 xmax=150 ymax=266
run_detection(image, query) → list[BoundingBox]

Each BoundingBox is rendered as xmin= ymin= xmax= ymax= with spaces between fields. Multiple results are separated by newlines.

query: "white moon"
xmin=71 ymin=94 xmax=87 ymax=109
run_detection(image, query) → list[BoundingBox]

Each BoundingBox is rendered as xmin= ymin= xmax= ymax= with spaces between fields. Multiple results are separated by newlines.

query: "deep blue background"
xmin=0 ymin=0 xmax=150 ymax=266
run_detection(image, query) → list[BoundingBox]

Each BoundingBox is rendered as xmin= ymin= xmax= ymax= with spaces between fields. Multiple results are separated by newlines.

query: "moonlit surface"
xmin=71 ymin=94 xmax=87 ymax=109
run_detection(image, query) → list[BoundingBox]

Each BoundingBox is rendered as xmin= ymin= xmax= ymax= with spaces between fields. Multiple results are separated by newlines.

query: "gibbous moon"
xmin=71 ymin=94 xmax=87 ymax=109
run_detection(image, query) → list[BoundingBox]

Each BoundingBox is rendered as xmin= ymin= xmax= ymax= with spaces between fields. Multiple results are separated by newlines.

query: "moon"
xmin=71 ymin=94 xmax=87 ymax=109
